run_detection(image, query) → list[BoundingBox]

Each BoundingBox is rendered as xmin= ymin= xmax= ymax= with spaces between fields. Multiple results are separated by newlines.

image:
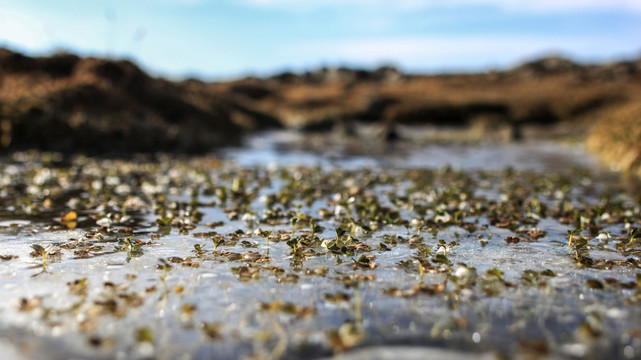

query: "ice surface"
xmin=0 ymin=132 xmax=639 ymax=360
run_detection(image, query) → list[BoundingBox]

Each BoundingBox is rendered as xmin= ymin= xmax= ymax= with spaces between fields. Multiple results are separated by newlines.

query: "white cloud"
xmin=281 ymin=34 xmax=640 ymax=71
xmin=474 ymin=0 xmax=641 ymax=13
xmin=0 ymin=0 xmax=146 ymax=58
xmin=0 ymin=6 xmax=49 ymax=49
xmin=242 ymin=0 xmax=641 ymax=13
xmin=156 ymin=0 xmax=205 ymax=5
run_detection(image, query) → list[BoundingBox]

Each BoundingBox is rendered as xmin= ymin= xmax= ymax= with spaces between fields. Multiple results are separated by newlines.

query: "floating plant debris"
xmin=0 ymin=141 xmax=640 ymax=360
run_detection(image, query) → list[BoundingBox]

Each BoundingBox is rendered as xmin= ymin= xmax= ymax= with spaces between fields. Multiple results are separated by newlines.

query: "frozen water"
xmin=0 ymin=132 xmax=639 ymax=359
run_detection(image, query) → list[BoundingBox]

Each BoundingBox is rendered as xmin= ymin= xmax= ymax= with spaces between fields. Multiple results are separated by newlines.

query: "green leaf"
xmin=485 ymin=268 xmax=503 ymax=279
xmin=378 ymin=243 xmax=391 ymax=251
xmin=156 ymin=216 xmax=172 ymax=227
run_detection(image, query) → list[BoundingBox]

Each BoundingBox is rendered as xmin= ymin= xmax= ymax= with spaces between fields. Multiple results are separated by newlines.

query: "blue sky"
xmin=1 ymin=0 xmax=640 ymax=79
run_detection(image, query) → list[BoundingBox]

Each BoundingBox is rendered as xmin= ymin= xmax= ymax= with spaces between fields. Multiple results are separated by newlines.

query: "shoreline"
xmin=1 ymin=48 xmax=640 ymax=176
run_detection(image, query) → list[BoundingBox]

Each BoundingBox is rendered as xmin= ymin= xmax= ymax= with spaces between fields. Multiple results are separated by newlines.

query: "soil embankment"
xmin=1 ymin=48 xmax=640 ymax=174
xmin=0 ymin=49 xmax=280 ymax=153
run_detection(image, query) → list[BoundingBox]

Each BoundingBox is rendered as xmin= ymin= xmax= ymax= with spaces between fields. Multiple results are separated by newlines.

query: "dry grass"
xmin=586 ymin=102 xmax=641 ymax=176
xmin=1 ymin=48 xmax=640 ymax=174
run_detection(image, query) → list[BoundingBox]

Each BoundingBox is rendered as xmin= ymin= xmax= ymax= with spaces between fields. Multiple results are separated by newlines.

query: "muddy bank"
xmin=1 ymin=48 xmax=640 ymax=173
xmin=0 ymin=49 xmax=280 ymax=154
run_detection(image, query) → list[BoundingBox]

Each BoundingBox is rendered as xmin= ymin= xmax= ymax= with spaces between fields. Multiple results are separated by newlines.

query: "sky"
xmin=1 ymin=0 xmax=640 ymax=80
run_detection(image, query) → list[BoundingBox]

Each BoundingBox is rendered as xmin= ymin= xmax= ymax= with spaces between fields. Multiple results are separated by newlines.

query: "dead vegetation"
xmin=0 ymin=48 xmax=278 ymax=153
xmin=1 ymin=48 xmax=640 ymax=174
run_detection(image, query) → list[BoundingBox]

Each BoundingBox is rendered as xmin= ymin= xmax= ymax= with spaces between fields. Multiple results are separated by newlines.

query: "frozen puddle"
xmin=0 ymin=136 xmax=640 ymax=360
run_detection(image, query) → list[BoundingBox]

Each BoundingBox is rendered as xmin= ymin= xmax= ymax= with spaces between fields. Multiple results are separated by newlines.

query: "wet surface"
xmin=0 ymin=132 xmax=640 ymax=360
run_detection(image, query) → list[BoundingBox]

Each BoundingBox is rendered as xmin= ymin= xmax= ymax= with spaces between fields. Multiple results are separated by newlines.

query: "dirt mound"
xmin=0 ymin=49 xmax=279 ymax=154
xmin=1 ymin=48 xmax=640 ymax=175
xmin=248 ymin=56 xmax=639 ymax=137
xmin=508 ymin=56 xmax=580 ymax=77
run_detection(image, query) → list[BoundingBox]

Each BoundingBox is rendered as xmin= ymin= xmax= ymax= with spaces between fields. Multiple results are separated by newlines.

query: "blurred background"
xmin=1 ymin=0 xmax=640 ymax=174
xmin=1 ymin=0 xmax=640 ymax=79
